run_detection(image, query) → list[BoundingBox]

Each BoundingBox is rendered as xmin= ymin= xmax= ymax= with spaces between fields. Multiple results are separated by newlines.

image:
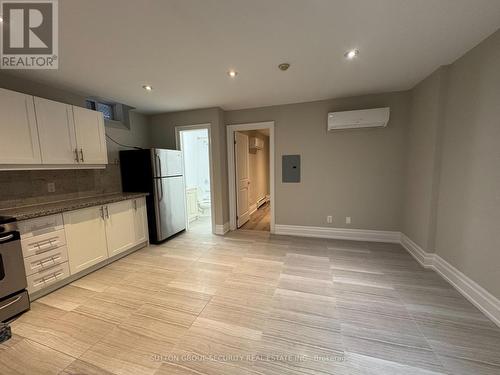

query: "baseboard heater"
xmin=257 ymin=196 xmax=267 ymax=208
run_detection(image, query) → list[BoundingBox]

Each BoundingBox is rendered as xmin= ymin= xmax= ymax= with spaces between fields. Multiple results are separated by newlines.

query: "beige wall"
xmin=402 ymin=67 xmax=448 ymax=251
xmin=239 ymin=131 xmax=270 ymax=208
xmin=432 ymin=30 xmax=500 ymax=298
xmin=149 ymin=108 xmax=229 ymax=226
xmin=225 ymin=92 xmax=410 ymax=230
xmin=403 ymin=29 xmax=500 ymax=298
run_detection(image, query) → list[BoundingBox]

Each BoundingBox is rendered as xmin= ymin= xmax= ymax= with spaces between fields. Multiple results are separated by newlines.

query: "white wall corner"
xmin=274 ymin=224 xmax=401 ymax=243
xmin=215 ymin=222 xmax=230 ymax=235
xmin=400 ymin=233 xmax=500 ymax=328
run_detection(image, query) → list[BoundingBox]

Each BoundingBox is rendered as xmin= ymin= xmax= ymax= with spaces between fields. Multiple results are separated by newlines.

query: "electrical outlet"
xmin=47 ymin=182 xmax=56 ymax=193
xmin=346 ymin=216 xmax=351 ymax=224
xmin=326 ymin=215 xmax=333 ymax=224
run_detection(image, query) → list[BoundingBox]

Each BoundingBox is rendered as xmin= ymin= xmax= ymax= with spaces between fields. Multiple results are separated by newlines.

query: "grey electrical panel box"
xmin=282 ymin=155 xmax=301 ymax=183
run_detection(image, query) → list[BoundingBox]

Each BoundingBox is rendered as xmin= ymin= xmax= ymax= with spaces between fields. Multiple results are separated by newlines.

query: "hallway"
xmin=241 ymin=202 xmax=270 ymax=232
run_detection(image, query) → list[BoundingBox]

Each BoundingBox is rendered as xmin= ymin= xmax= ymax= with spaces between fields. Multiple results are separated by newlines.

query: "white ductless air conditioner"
xmin=327 ymin=107 xmax=390 ymax=131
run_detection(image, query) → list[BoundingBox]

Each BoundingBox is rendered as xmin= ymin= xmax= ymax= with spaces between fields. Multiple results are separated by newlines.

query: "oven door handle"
xmin=0 ymin=295 xmax=22 ymax=310
xmin=0 ymin=234 xmax=14 ymax=243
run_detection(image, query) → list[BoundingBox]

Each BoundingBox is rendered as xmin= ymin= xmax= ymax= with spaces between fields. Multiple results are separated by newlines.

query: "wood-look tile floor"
xmin=240 ymin=203 xmax=270 ymax=231
xmin=2 ymin=229 xmax=500 ymax=374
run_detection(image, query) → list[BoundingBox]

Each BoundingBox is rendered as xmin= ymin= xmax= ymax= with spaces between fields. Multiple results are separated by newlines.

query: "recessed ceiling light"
xmin=278 ymin=63 xmax=290 ymax=71
xmin=344 ymin=49 xmax=359 ymax=60
xmin=142 ymin=85 xmax=153 ymax=91
xmin=228 ymin=70 xmax=238 ymax=78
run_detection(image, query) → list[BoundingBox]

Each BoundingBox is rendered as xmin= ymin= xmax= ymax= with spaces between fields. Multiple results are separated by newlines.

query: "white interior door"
xmin=235 ymin=132 xmax=250 ymax=228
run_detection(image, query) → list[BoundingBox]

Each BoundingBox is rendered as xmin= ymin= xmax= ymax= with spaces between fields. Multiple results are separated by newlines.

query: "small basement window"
xmin=85 ymin=97 xmax=134 ymax=130
xmin=86 ymin=99 xmax=115 ymax=121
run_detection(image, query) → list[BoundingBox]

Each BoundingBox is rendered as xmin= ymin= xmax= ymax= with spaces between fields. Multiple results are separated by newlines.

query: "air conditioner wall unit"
xmin=249 ymin=137 xmax=264 ymax=150
xmin=327 ymin=107 xmax=390 ymax=131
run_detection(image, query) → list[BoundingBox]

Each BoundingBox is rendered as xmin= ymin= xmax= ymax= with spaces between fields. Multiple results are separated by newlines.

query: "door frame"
xmin=175 ymin=123 xmax=216 ymax=235
xmin=227 ymin=121 xmax=275 ymax=233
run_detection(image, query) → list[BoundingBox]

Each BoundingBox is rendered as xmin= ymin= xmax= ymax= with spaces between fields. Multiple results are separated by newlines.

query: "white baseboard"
xmin=214 ymin=222 xmax=229 ymax=235
xmin=400 ymin=233 xmax=500 ymax=328
xmin=249 ymin=203 xmax=258 ymax=215
xmin=400 ymin=234 xmax=435 ymax=267
xmin=274 ymin=224 xmax=400 ymax=243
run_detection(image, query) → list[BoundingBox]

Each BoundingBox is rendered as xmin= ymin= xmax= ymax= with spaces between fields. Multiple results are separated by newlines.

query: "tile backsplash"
xmin=0 ymin=165 xmax=122 ymax=209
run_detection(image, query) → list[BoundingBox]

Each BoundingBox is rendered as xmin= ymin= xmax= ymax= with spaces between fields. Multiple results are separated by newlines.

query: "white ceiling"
xmin=7 ymin=0 xmax=500 ymax=113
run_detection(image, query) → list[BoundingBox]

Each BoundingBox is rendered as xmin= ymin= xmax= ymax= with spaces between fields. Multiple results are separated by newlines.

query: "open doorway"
xmin=227 ymin=122 xmax=275 ymax=233
xmin=176 ymin=124 xmax=215 ymax=234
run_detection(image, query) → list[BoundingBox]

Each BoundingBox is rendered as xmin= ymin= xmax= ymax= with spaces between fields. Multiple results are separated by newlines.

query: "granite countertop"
xmin=0 ymin=192 xmax=149 ymax=221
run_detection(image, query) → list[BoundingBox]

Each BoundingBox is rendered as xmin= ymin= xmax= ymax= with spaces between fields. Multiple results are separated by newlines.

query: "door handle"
xmin=99 ymin=206 xmax=105 ymax=220
xmin=79 ymin=148 xmax=84 ymax=162
xmin=0 ymin=295 xmax=22 ymax=310
xmin=74 ymin=148 xmax=79 ymax=163
xmin=156 ymin=154 xmax=162 ymax=176
xmin=105 ymin=205 xmax=110 ymax=219
xmin=133 ymin=200 xmax=137 ymax=211
xmin=0 ymin=234 xmax=14 ymax=243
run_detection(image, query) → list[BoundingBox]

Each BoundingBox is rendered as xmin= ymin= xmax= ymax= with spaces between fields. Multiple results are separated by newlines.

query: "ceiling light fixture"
xmin=278 ymin=63 xmax=290 ymax=71
xmin=0 ymin=16 xmax=3 ymax=23
xmin=344 ymin=49 xmax=359 ymax=60
xmin=228 ymin=70 xmax=238 ymax=78
xmin=142 ymin=85 xmax=153 ymax=91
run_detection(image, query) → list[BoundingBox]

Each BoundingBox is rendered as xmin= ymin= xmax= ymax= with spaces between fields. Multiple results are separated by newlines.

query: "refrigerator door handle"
xmin=156 ymin=154 xmax=162 ymax=177
xmin=157 ymin=178 xmax=164 ymax=202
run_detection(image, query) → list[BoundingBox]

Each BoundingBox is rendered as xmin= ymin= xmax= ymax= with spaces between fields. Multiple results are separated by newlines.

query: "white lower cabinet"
xmin=133 ymin=198 xmax=149 ymax=244
xmin=27 ymin=262 xmax=71 ymax=295
xmin=21 ymin=198 xmax=148 ymax=296
xmin=63 ymin=206 xmax=108 ymax=275
xmin=105 ymin=200 xmax=137 ymax=257
xmin=64 ymin=197 xmax=148 ymax=275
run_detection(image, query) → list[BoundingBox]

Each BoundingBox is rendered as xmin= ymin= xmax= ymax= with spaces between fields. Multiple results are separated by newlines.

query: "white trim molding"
xmin=215 ymin=222 xmax=230 ymax=235
xmin=175 ymin=123 xmax=216 ymax=235
xmin=400 ymin=234 xmax=435 ymax=267
xmin=274 ymin=224 xmax=401 ymax=243
xmin=249 ymin=203 xmax=258 ymax=216
xmin=227 ymin=121 xmax=275 ymax=233
xmin=400 ymin=233 xmax=500 ymax=328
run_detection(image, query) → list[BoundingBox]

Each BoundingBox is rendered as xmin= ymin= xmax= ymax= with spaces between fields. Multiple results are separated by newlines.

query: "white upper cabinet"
xmin=34 ymin=97 xmax=78 ymax=165
xmin=0 ymin=87 xmax=108 ymax=169
xmin=73 ymin=106 xmax=108 ymax=165
xmin=0 ymin=88 xmax=41 ymax=164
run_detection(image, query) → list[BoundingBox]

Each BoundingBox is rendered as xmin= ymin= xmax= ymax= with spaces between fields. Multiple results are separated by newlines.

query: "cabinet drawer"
xmin=27 ymin=262 xmax=70 ymax=294
xmin=19 ymin=214 xmax=64 ymax=238
xmin=24 ymin=246 xmax=69 ymax=276
xmin=21 ymin=229 xmax=66 ymax=258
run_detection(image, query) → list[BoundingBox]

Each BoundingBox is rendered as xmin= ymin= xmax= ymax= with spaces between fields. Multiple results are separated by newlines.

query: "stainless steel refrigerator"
xmin=120 ymin=148 xmax=187 ymax=243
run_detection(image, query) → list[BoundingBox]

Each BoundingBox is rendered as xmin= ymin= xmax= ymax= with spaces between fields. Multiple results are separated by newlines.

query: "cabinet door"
xmin=73 ymin=106 xmax=108 ymax=164
xmin=34 ymin=97 xmax=78 ymax=164
xmin=0 ymin=88 xmax=41 ymax=164
xmin=63 ymin=206 xmax=108 ymax=275
xmin=105 ymin=200 xmax=137 ymax=257
xmin=133 ymin=198 xmax=148 ymax=244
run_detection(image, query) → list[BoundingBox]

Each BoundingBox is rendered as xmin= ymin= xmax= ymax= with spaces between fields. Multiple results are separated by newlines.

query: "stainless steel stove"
xmin=0 ymin=216 xmax=30 ymax=322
